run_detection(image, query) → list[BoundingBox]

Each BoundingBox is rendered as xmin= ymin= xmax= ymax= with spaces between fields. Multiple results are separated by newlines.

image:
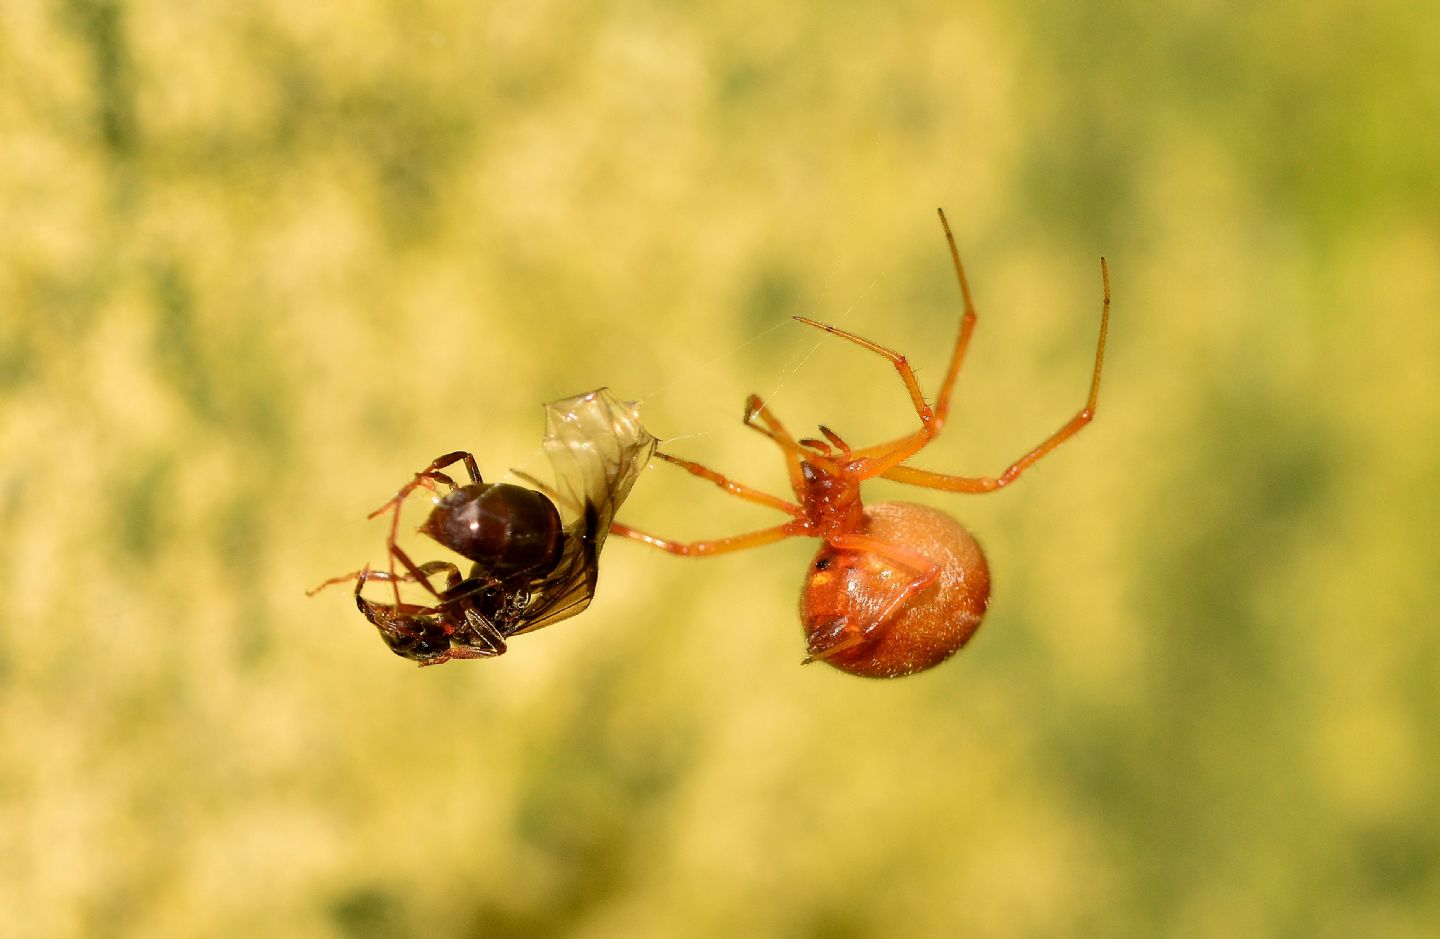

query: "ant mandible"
xmin=612 ymin=209 xmax=1111 ymax=678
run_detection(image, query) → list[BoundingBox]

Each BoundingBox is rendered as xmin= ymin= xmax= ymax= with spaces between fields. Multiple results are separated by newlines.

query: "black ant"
xmin=310 ymin=389 xmax=656 ymax=665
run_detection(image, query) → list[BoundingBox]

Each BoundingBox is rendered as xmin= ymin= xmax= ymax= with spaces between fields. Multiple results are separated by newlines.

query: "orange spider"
xmin=613 ymin=209 xmax=1111 ymax=678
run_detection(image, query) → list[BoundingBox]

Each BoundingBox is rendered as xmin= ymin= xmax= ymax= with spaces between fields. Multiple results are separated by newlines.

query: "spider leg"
xmin=651 ymin=451 xmax=803 ymax=517
xmin=815 ymin=426 xmax=851 ymax=455
xmin=792 ymin=316 xmax=936 ymax=443
xmin=790 ymin=311 xmax=950 ymax=477
xmin=928 ymin=206 xmax=980 ymax=432
xmin=881 ymin=257 xmax=1112 ymax=493
xmin=792 ymin=205 xmax=978 ymax=435
xmin=743 ymin=394 xmax=807 ymax=493
xmin=843 ymin=208 xmax=978 ymax=464
xmin=610 ymin=519 xmax=808 ymax=557
xmin=610 ymin=432 xmax=807 ymax=554
xmin=797 ymin=428 xmax=853 ymax=455
xmin=802 ymin=535 xmax=940 ymax=663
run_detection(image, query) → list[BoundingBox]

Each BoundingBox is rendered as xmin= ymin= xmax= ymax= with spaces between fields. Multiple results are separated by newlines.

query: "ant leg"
xmin=366 ymin=451 xmax=480 ymax=522
xmin=364 ymin=472 xmax=451 ymax=520
xmin=356 ymin=561 xmax=463 ymax=595
xmin=366 ymin=449 xmax=480 ymax=521
xmin=881 ymin=258 xmax=1112 ymax=493
xmin=366 ymin=451 xmax=481 ymax=603
xmin=428 ymin=644 xmax=504 ymax=666
xmin=610 ymin=519 xmax=808 ymax=557
xmin=651 ymin=451 xmax=803 ymax=517
xmin=308 ymin=560 xmax=462 ymax=599
xmin=307 ymin=570 xmax=368 ymax=597
xmin=385 ymin=542 xmax=455 ymax=600
xmin=416 ymin=450 xmax=482 ymax=486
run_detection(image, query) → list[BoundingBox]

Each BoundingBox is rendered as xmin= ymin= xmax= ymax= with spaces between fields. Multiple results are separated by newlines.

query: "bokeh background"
xmin=4 ymin=1 xmax=1438 ymax=936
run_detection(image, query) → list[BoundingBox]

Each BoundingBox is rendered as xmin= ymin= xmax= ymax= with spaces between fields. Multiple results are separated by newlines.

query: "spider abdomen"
xmin=801 ymin=501 xmax=990 ymax=678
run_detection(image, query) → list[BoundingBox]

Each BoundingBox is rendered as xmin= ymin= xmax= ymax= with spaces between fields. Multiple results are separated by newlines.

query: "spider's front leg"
xmin=609 ymin=449 xmax=808 ymax=555
xmin=651 ymin=451 xmax=803 ymax=517
xmin=742 ymin=394 xmax=808 ymax=493
xmin=610 ymin=519 xmax=807 ymax=557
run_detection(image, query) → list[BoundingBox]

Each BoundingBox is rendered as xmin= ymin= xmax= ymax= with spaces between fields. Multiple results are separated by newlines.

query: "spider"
xmin=309 ymin=389 xmax=656 ymax=665
xmin=611 ymin=209 xmax=1111 ymax=678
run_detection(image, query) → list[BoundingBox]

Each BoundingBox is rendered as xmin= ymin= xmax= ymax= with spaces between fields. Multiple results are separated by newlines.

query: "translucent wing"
xmin=508 ymin=388 xmax=657 ymax=635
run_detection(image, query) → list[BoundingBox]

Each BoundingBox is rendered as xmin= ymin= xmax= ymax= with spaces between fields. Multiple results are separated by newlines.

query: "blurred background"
xmin=3 ymin=1 xmax=1438 ymax=936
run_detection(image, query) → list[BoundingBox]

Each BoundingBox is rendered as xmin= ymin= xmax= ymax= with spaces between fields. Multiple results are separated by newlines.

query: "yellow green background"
xmin=4 ymin=1 xmax=1438 ymax=936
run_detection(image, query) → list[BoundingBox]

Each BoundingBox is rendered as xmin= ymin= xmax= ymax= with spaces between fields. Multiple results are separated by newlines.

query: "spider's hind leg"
xmin=881 ymin=257 xmax=1112 ymax=494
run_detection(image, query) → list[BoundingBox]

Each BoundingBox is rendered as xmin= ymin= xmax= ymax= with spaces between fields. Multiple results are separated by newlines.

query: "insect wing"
xmin=508 ymin=388 xmax=656 ymax=635
xmin=541 ymin=387 xmax=657 ymax=552
xmin=508 ymin=503 xmax=602 ymax=635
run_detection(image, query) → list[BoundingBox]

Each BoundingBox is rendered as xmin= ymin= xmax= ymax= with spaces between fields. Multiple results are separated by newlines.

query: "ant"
xmin=611 ymin=209 xmax=1111 ymax=678
xmin=310 ymin=389 xmax=656 ymax=665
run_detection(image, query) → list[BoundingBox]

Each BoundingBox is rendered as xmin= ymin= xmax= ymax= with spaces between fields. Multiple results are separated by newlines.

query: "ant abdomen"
xmin=801 ymin=502 xmax=991 ymax=678
xmin=422 ymin=483 xmax=564 ymax=575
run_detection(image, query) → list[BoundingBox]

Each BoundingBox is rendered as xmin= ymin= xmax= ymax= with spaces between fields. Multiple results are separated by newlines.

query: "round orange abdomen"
xmin=801 ymin=501 xmax=990 ymax=678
